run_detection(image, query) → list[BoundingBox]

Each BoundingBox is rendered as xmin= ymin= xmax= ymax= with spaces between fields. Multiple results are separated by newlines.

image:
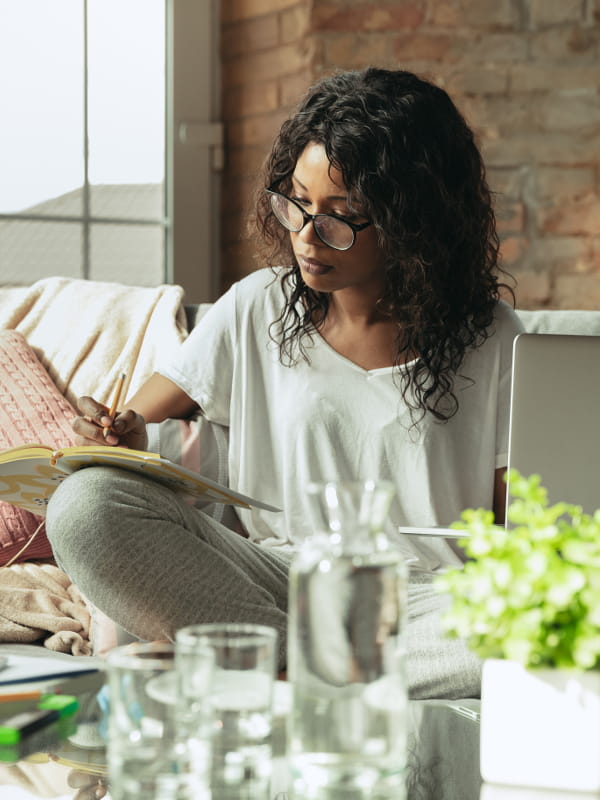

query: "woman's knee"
xmin=46 ymin=466 xmax=124 ymax=560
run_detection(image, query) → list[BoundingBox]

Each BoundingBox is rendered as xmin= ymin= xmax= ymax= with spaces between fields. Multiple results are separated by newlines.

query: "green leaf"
xmin=435 ymin=470 xmax=600 ymax=670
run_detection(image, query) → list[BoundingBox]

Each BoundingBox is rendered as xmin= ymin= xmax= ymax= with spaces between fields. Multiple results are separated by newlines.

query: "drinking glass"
xmin=175 ymin=623 xmax=278 ymax=795
xmin=106 ymin=641 xmax=213 ymax=799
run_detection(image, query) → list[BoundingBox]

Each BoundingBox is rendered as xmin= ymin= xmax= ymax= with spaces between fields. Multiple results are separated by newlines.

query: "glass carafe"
xmin=287 ymin=480 xmax=409 ymax=798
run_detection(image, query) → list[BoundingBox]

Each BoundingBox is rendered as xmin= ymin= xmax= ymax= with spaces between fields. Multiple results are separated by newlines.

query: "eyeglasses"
xmin=267 ymin=187 xmax=372 ymax=251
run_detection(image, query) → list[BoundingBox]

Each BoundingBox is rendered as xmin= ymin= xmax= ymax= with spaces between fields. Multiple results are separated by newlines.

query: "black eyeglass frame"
xmin=266 ymin=186 xmax=372 ymax=251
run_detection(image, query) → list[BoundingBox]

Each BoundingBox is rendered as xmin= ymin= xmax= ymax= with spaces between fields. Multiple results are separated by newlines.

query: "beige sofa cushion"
xmin=517 ymin=309 xmax=600 ymax=336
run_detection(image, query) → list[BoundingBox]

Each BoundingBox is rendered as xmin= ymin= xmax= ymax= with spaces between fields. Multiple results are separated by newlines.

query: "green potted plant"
xmin=435 ymin=470 xmax=600 ymax=792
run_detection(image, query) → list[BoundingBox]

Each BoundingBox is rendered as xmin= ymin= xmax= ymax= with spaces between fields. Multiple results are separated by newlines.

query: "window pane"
xmin=0 ymin=1 xmax=84 ymax=214
xmin=89 ymin=224 xmax=163 ymax=285
xmin=0 ymin=220 xmax=82 ymax=282
xmin=89 ymin=185 xmax=163 ymax=220
xmin=87 ymin=0 xmax=165 ymax=221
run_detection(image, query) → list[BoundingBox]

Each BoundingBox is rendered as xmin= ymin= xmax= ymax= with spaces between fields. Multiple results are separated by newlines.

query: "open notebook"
xmin=507 ymin=333 xmax=600 ymax=515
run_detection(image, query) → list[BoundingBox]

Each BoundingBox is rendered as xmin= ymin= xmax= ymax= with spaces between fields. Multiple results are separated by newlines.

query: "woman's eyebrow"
xmin=292 ymin=174 xmax=348 ymax=203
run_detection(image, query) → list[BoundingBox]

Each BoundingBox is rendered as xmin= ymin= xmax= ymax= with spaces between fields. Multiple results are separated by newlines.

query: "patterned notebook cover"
xmin=0 ymin=444 xmax=281 ymax=515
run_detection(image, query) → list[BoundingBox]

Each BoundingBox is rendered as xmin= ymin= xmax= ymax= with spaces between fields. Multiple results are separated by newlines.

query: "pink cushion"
xmin=0 ymin=331 xmax=77 ymax=565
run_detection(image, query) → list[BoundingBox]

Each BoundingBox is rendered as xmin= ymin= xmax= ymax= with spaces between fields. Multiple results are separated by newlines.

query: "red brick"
xmin=530 ymin=0 xmax=585 ymax=29
xmin=530 ymin=26 xmax=600 ymax=61
xmin=496 ymin=201 xmax=525 ymax=234
xmin=511 ymin=270 xmax=552 ymax=308
xmin=464 ymin=33 xmax=528 ymax=62
xmin=482 ymin=131 xmax=597 ymax=167
xmin=428 ymin=2 xmax=462 ymax=27
xmin=312 ymin=2 xmax=424 ymax=32
xmin=228 ymin=109 xmax=291 ymax=148
xmin=536 ymin=90 xmax=600 ymax=131
xmin=279 ymin=68 xmax=314 ymax=107
xmin=226 ymin=145 xmax=270 ymax=179
xmin=222 ymin=0 xmax=299 ymax=24
xmin=392 ymin=32 xmax=460 ymax=62
xmin=280 ymin=4 xmax=311 ymax=43
xmin=553 ymin=274 xmax=600 ymax=308
xmin=534 ymin=167 xmax=596 ymax=204
xmin=224 ymin=80 xmax=280 ymax=118
xmin=218 ymin=0 xmax=600 ymax=299
xmin=540 ymin=196 xmax=600 ymax=236
xmin=509 ymin=65 xmax=600 ymax=92
xmin=222 ymin=15 xmax=279 ymax=57
xmin=488 ymin=167 xmax=526 ymax=201
xmin=323 ymin=33 xmax=393 ymax=69
xmin=468 ymin=95 xmax=537 ymax=135
xmin=223 ymin=42 xmax=314 ymax=88
xmin=529 ymin=236 xmax=591 ymax=272
xmin=499 ymin=235 xmax=529 ymax=266
xmin=459 ymin=0 xmax=520 ymax=29
xmin=444 ymin=68 xmax=509 ymax=95
xmin=556 ymin=246 xmax=600 ymax=274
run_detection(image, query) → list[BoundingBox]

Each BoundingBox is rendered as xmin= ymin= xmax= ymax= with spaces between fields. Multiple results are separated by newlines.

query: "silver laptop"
xmin=507 ymin=333 xmax=600 ymax=516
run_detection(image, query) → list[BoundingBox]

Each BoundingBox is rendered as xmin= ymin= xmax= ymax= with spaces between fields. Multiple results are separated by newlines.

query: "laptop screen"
xmin=507 ymin=333 xmax=600 ymax=517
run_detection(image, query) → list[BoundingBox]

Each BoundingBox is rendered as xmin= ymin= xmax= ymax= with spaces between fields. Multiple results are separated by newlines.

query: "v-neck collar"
xmin=314 ymin=329 xmax=418 ymax=376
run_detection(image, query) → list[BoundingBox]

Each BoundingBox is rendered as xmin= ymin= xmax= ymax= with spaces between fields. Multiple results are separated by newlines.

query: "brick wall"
xmin=221 ymin=0 xmax=314 ymax=287
xmin=221 ymin=0 xmax=600 ymax=309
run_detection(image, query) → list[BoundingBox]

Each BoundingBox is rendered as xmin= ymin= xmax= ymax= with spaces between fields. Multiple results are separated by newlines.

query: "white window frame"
xmin=0 ymin=1 xmax=221 ymax=302
xmin=167 ymin=0 xmax=222 ymax=302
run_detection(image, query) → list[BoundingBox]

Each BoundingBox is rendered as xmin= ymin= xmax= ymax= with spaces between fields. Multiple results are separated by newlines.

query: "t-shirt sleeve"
xmin=495 ymin=302 xmax=526 ymax=469
xmin=156 ymin=282 xmax=238 ymax=426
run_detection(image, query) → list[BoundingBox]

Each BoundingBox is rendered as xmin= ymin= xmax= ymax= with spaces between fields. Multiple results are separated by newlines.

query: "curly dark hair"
xmin=252 ymin=67 xmax=513 ymax=422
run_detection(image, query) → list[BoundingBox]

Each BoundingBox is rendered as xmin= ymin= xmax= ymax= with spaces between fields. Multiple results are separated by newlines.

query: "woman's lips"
xmin=298 ymin=256 xmax=333 ymax=275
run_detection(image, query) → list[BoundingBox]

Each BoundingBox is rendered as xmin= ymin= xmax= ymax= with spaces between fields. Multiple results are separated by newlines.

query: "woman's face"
xmin=288 ymin=142 xmax=386 ymax=298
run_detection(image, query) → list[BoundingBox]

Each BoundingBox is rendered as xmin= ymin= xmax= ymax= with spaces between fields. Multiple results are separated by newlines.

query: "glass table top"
xmin=0 ymin=675 xmax=595 ymax=800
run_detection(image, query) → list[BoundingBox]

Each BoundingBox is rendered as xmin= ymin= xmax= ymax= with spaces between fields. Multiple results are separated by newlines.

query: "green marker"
xmin=0 ymin=708 xmax=60 ymax=745
xmin=0 ymin=694 xmax=79 ymax=745
xmin=38 ymin=694 xmax=79 ymax=718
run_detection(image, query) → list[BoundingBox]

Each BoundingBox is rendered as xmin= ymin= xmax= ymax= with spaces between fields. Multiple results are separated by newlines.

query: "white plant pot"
xmin=480 ymin=659 xmax=600 ymax=792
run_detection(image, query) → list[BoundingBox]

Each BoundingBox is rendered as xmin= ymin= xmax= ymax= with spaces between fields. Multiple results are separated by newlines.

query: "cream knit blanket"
xmin=0 ymin=563 xmax=92 ymax=655
xmin=0 ymin=276 xmax=187 ymax=407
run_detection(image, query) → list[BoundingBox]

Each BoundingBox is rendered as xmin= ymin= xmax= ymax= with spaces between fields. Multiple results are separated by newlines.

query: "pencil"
xmin=0 ymin=690 xmax=45 ymax=704
xmin=102 ymin=373 xmax=126 ymax=440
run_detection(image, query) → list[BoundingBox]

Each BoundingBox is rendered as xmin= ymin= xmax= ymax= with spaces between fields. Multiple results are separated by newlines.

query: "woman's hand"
xmin=71 ymin=373 xmax=198 ymax=451
xmin=67 ymin=769 xmax=108 ymax=799
xmin=72 ymin=396 xmax=148 ymax=451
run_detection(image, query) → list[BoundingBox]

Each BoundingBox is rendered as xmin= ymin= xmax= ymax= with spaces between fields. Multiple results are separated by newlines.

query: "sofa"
xmin=5 ymin=283 xmax=597 ymax=569
xmin=1 ymin=276 xmax=599 ymax=798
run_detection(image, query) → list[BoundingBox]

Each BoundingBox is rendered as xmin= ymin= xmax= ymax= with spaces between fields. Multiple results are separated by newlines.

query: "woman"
xmin=46 ymin=67 xmax=523 ymax=699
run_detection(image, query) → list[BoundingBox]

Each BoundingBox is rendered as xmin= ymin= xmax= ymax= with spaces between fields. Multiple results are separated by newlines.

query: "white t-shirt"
xmin=157 ymin=268 xmax=524 ymax=570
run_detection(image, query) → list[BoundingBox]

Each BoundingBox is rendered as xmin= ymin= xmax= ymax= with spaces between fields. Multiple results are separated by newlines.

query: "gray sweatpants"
xmin=46 ymin=466 xmax=482 ymax=698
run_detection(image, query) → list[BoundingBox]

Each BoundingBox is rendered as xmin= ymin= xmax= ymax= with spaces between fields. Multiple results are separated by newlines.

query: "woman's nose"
xmin=296 ymin=215 xmax=321 ymax=246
